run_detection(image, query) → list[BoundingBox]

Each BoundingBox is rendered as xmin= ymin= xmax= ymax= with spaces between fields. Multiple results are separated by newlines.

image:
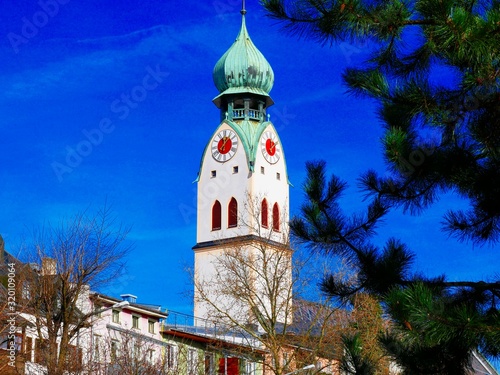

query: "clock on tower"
xmin=261 ymin=130 xmax=281 ymax=164
xmin=211 ymin=129 xmax=238 ymax=162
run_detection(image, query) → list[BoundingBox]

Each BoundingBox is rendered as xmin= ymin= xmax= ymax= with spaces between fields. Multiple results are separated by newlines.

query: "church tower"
xmin=193 ymin=5 xmax=291 ymax=326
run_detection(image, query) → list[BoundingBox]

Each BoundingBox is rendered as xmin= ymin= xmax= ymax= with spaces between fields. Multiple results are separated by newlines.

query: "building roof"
xmin=469 ymin=351 xmax=499 ymax=375
xmin=91 ymin=293 xmax=168 ymax=319
xmin=161 ymin=328 xmax=267 ymax=356
xmin=0 ymin=235 xmax=21 ymax=269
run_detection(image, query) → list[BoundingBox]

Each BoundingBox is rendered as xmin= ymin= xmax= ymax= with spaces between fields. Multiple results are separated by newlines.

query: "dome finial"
xmin=241 ymin=0 xmax=247 ymax=15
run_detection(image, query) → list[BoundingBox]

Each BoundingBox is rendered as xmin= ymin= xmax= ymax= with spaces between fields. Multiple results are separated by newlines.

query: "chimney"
xmin=120 ymin=294 xmax=137 ymax=304
xmin=41 ymin=258 xmax=57 ymax=276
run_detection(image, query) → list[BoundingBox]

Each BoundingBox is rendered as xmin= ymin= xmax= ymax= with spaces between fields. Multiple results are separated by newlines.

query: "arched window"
xmin=261 ymin=199 xmax=268 ymax=228
xmin=212 ymin=201 xmax=221 ymax=231
xmin=272 ymin=203 xmax=280 ymax=232
xmin=228 ymin=198 xmax=238 ymax=228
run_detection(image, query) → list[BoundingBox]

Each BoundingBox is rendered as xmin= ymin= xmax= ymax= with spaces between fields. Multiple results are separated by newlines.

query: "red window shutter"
xmin=212 ymin=201 xmax=221 ymax=230
xmin=227 ymin=357 xmax=239 ymax=375
xmin=228 ymin=198 xmax=238 ymax=228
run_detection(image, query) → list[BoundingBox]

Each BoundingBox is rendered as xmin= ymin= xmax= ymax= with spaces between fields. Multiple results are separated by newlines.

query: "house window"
xmin=246 ymin=361 xmax=256 ymax=375
xmin=261 ymin=199 xmax=268 ymax=228
xmin=111 ymin=340 xmax=119 ymax=362
xmin=94 ymin=303 xmax=102 ymax=318
xmin=35 ymin=339 xmax=49 ymax=365
xmin=212 ymin=200 xmax=222 ymax=230
xmin=67 ymin=344 xmax=83 ymax=372
xmin=0 ymin=334 xmax=7 ymax=349
xmin=93 ymin=335 xmax=101 ymax=361
xmin=273 ymin=203 xmax=280 ymax=232
xmin=165 ymin=344 xmax=176 ymax=369
xmin=148 ymin=349 xmax=155 ymax=363
xmin=261 ymin=166 xmax=265 ymax=174
xmin=219 ymin=357 xmax=240 ymax=375
xmin=24 ymin=336 xmax=33 ymax=361
xmin=148 ymin=320 xmax=155 ymax=334
xmin=188 ymin=349 xmax=197 ymax=375
xmin=276 ymin=172 xmax=281 ymax=180
xmin=134 ymin=343 xmax=141 ymax=360
xmin=132 ymin=315 xmax=140 ymax=329
xmin=228 ymin=197 xmax=238 ymax=228
xmin=1 ymin=333 xmax=21 ymax=352
xmin=112 ymin=309 xmax=120 ymax=323
xmin=22 ymin=282 xmax=31 ymax=300
xmin=233 ymin=166 xmax=238 ymax=174
xmin=205 ymin=353 xmax=214 ymax=375
xmin=282 ymin=352 xmax=290 ymax=372
xmin=211 ymin=170 xmax=216 ymax=178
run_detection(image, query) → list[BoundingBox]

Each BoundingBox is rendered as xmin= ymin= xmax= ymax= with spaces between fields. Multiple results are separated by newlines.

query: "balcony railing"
xmin=161 ymin=310 xmax=260 ymax=347
xmin=231 ymin=109 xmax=263 ymax=121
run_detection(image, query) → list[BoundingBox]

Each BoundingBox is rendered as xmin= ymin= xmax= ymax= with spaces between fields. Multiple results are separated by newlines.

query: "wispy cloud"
xmin=1 ymin=21 xmax=221 ymax=101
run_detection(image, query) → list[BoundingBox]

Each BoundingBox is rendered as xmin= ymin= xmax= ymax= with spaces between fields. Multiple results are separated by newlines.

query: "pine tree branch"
xmin=435 ymin=280 xmax=500 ymax=291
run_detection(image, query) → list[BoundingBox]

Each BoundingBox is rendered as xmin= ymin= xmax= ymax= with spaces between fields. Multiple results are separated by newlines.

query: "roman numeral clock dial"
xmin=211 ymin=129 xmax=238 ymax=162
xmin=261 ymin=131 xmax=281 ymax=164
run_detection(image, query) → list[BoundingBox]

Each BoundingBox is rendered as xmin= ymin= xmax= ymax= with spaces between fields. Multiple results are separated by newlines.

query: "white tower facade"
xmin=194 ymin=8 xmax=291 ymax=327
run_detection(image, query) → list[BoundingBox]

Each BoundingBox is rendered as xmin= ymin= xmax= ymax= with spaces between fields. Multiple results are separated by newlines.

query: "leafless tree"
xmin=15 ymin=207 xmax=131 ymax=375
xmin=192 ymin=195 xmax=341 ymax=375
xmin=89 ymin=327 xmax=169 ymax=375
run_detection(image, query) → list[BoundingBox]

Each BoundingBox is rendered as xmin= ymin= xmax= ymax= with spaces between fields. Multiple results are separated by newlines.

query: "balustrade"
xmin=231 ymin=108 xmax=263 ymax=120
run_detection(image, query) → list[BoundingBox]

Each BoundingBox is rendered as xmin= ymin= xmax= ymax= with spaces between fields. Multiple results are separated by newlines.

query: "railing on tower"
xmin=230 ymin=108 xmax=264 ymax=121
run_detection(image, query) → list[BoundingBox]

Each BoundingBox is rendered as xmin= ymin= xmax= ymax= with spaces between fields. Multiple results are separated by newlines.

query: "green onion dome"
xmin=213 ymin=12 xmax=274 ymax=98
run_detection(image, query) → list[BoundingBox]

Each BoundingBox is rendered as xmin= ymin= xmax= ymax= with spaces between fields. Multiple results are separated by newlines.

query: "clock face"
xmin=211 ymin=129 xmax=238 ymax=162
xmin=261 ymin=131 xmax=281 ymax=164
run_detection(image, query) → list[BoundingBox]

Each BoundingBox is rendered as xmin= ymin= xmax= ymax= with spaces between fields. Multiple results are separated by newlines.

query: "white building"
xmin=0 ymin=257 xmax=168 ymax=375
xmin=88 ymin=293 xmax=168 ymax=373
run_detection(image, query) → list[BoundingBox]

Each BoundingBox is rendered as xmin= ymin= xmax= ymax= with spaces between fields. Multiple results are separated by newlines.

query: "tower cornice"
xmin=193 ymin=234 xmax=291 ymax=253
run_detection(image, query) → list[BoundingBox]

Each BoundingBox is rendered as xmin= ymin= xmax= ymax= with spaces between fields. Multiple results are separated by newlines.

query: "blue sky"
xmin=1 ymin=0 xmax=497 ymax=315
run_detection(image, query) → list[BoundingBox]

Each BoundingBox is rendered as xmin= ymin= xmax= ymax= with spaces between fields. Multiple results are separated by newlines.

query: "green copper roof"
xmin=213 ymin=12 xmax=274 ymax=98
